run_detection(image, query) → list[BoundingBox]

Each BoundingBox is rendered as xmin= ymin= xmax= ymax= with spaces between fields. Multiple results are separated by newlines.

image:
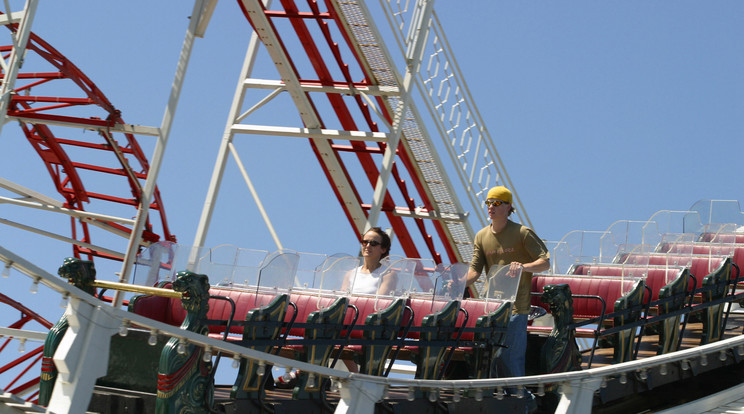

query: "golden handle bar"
xmin=91 ymin=280 xmax=183 ymax=299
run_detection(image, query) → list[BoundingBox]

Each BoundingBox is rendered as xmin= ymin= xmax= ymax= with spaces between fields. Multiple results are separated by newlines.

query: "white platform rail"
xmin=2 ymin=245 xmax=744 ymax=414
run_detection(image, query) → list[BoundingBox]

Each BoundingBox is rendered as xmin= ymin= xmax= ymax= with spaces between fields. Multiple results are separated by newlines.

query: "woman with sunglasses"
xmin=278 ymin=228 xmax=398 ymax=386
xmin=341 ymin=227 xmax=397 ymax=296
xmin=336 ymin=227 xmax=398 ymax=374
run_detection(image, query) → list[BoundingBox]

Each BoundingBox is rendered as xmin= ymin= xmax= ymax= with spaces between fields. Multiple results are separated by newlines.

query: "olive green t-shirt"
xmin=470 ymin=220 xmax=550 ymax=314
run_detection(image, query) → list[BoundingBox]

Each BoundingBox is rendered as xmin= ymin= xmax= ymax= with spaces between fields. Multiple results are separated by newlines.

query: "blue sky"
xmin=2 ymin=1 xmax=744 ymax=327
xmin=441 ymin=2 xmax=744 ymax=233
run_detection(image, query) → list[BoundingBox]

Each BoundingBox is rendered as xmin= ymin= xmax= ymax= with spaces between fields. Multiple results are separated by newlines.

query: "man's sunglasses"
xmin=361 ymin=240 xmax=382 ymax=247
xmin=484 ymin=199 xmax=508 ymax=207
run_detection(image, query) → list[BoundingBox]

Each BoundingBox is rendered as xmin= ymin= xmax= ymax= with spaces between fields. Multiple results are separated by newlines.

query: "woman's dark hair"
xmin=364 ymin=227 xmax=391 ymax=259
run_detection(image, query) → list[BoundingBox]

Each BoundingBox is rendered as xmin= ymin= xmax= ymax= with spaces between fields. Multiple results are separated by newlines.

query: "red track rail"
xmin=0 ymin=292 xmax=51 ymax=402
xmin=238 ymin=0 xmax=455 ymax=264
xmin=1 ymin=18 xmax=175 ymax=261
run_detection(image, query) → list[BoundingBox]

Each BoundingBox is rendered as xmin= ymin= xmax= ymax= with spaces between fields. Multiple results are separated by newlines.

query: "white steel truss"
xmin=380 ymin=0 xmax=533 ymax=230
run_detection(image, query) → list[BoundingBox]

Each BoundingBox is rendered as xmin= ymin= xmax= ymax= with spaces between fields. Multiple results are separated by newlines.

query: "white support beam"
xmin=236 ymin=87 xmax=283 ymax=123
xmin=364 ymin=0 xmax=434 ymax=232
xmin=196 ymin=0 xmax=372 ymax=251
xmin=0 ymin=217 xmax=126 ymax=259
xmin=49 ymin=298 xmax=119 ymax=413
xmin=0 ymin=11 xmax=26 ymax=26
xmin=6 ymin=115 xmax=161 ymax=137
xmin=237 ymin=0 xmax=368 ymax=233
xmin=0 ymin=327 xmax=48 ymax=342
xmin=243 ymin=78 xmax=400 ymax=96
xmin=231 ymin=124 xmax=389 ymax=142
xmin=0 ymin=177 xmax=137 ymax=239
xmin=0 ymin=177 xmax=64 ymax=207
xmin=334 ymin=379 xmax=385 ymax=414
xmin=194 ymin=0 xmax=218 ymax=37
xmin=390 ymin=206 xmax=468 ymax=222
xmin=0 ymin=0 xmax=37 ymax=137
xmin=555 ymin=377 xmax=603 ymax=414
xmin=238 ymin=0 xmax=320 ymax=124
xmin=0 ymin=195 xmax=136 ymax=225
xmin=192 ymin=0 xmax=270 ymax=255
xmin=115 ymin=0 xmax=208 ymax=300
xmin=228 ymin=142 xmax=283 ymax=250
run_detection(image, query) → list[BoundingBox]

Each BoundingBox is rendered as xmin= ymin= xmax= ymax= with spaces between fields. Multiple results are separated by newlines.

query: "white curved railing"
xmin=377 ymin=0 xmax=532 ymax=232
xmin=3 ymin=244 xmax=744 ymax=414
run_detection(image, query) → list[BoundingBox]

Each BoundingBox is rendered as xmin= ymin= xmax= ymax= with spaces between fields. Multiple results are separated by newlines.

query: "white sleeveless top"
xmin=350 ymin=265 xmax=382 ymax=294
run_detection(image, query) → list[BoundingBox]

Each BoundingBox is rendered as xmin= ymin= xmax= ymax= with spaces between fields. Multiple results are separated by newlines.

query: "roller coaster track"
xmin=197 ymin=0 xmax=524 ymax=270
xmin=0 ymin=5 xmax=177 ymax=402
xmin=0 ymin=10 xmax=174 ymax=262
xmin=0 ymin=292 xmax=50 ymax=402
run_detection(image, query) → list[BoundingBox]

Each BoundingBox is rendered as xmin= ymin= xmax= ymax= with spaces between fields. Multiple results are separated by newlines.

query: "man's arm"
xmin=465 ymin=267 xmax=481 ymax=286
xmin=522 ymin=257 xmax=550 ymax=274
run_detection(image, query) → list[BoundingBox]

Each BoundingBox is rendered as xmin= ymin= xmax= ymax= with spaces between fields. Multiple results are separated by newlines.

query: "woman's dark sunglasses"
xmin=361 ymin=240 xmax=382 ymax=247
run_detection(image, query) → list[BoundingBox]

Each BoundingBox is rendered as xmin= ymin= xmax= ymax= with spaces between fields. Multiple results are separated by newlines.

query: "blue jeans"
xmin=495 ymin=313 xmax=527 ymax=378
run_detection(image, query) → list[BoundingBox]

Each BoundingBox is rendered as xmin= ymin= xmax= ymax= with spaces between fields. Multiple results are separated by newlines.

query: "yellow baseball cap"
xmin=486 ymin=186 xmax=512 ymax=204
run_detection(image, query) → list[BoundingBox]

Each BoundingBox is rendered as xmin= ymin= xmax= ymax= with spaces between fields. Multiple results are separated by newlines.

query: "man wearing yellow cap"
xmin=465 ymin=186 xmax=550 ymax=380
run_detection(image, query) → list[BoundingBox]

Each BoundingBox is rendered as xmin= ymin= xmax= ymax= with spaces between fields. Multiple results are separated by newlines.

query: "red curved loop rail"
xmin=1 ymin=19 xmax=174 ymax=262
xmin=237 ymin=0 xmax=453 ymax=264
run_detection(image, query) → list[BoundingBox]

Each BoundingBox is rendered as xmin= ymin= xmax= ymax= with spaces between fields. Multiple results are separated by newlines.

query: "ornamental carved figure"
xmin=540 ymin=283 xmax=582 ymax=374
xmin=156 ymin=271 xmax=214 ymax=414
xmin=38 ymin=257 xmax=97 ymax=406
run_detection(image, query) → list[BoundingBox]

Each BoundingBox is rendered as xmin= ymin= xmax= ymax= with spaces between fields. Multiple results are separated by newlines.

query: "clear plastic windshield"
xmin=133 ymin=242 xmax=215 ymax=285
xmin=610 ymin=243 xmax=652 ymax=263
xmin=382 ymin=257 xmax=432 ymax=295
xmin=432 ymin=262 xmax=469 ymax=301
xmin=698 ymin=223 xmax=744 ymax=244
xmin=616 ymin=244 xmax=691 ymax=267
xmin=612 ymin=244 xmax=651 ymax=263
xmin=384 ymin=257 xmax=468 ymax=300
xmin=689 ymin=199 xmax=744 ymax=227
xmin=294 ymin=252 xmax=330 ymax=290
xmin=133 ymin=243 xmax=274 ymax=287
xmin=230 ymin=247 xmax=270 ymax=287
xmin=255 ymin=249 xmax=299 ymax=291
xmin=314 ymin=254 xmax=360 ymax=293
xmin=193 ymin=244 xmax=240 ymax=286
xmin=376 ymin=257 xmax=418 ymax=296
xmin=657 ymin=233 xmax=700 ymax=254
xmin=396 ymin=258 xmax=464 ymax=314
xmin=412 ymin=260 xmax=438 ymax=295
xmin=600 ymin=220 xmax=663 ymax=260
xmin=550 ymin=212 xmax=713 ymax=275
xmin=646 ymin=210 xmax=703 ymax=236
xmin=617 ymin=242 xmax=732 ymax=281
xmin=133 ymin=241 xmax=180 ymax=285
xmin=482 ymin=264 xmax=521 ymax=302
xmin=551 ymin=230 xmax=604 ymax=274
xmin=301 ymin=255 xmax=467 ymax=301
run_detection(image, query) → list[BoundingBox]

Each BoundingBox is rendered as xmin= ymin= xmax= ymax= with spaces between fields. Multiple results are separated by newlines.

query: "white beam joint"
xmin=6 ymin=115 xmax=161 ymax=137
xmin=231 ymin=124 xmax=389 ymax=142
xmin=391 ymin=207 xmax=468 ymax=222
xmin=0 ymin=195 xmax=136 ymax=225
xmin=0 ymin=11 xmax=25 ymax=26
xmin=243 ymin=78 xmax=400 ymax=96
